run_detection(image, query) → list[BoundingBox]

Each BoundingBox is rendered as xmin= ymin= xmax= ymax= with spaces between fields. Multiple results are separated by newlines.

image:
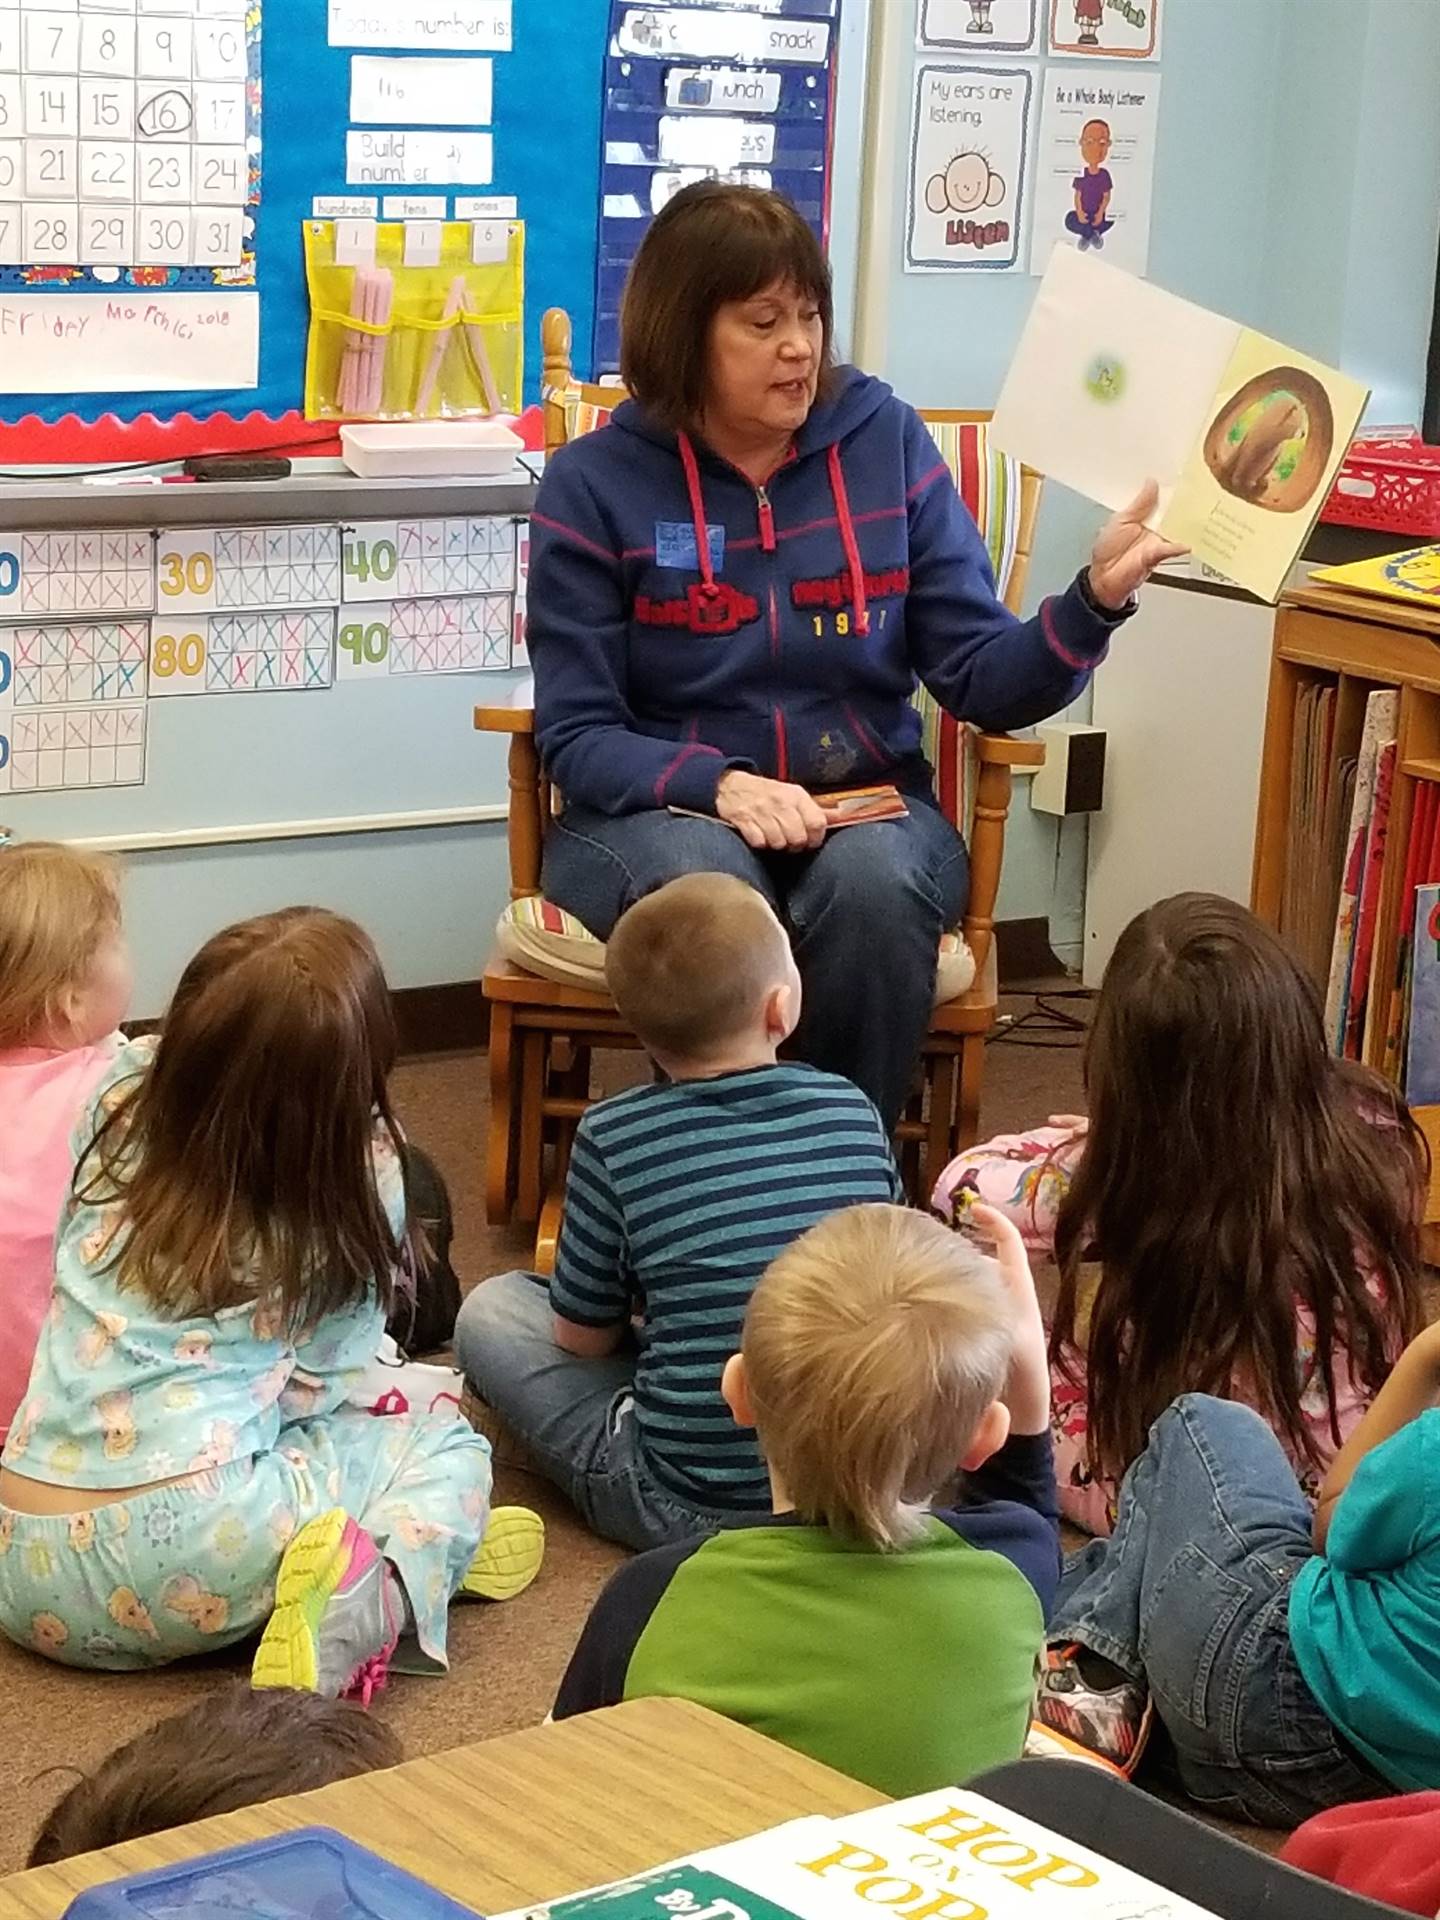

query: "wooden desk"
xmin=0 ymin=1700 xmax=887 ymax=1920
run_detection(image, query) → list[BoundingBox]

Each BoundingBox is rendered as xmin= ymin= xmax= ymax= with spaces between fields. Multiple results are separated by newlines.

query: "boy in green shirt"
xmin=555 ymin=1202 xmax=1060 ymax=1795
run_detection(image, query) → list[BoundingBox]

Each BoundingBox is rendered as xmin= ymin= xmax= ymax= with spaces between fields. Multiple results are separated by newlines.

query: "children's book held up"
xmin=991 ymin=248 xmax=1369 ymax=603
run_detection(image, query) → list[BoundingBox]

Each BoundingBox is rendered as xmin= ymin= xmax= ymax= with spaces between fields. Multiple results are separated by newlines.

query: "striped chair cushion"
xmin=912 ymin=419 xmax=1024 ymax=830
xmin=497 ymin=896 xmax=975 ymax=1005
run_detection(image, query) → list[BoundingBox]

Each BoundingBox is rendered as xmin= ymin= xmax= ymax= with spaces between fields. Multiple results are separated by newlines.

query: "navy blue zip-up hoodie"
xmin=529 ymin=367 xmax=1128 ymax=815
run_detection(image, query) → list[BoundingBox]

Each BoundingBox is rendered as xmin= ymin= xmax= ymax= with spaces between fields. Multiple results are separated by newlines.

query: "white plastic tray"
xmin=340 ymin=420 xmax=525 ymax=479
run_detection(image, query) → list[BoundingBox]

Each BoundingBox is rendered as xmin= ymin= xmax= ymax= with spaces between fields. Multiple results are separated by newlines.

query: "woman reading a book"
xmin=526 ymin=183 xmax=1181 ymax=1128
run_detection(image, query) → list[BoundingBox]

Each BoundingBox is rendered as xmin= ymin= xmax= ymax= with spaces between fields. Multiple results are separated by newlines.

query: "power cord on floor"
xmin=988 ymin=987 xmax=1091 ymax=1049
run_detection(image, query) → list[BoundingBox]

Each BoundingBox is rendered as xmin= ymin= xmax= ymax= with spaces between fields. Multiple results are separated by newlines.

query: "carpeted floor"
xmin=0 ymin=995 xmax=1089 ymax=1871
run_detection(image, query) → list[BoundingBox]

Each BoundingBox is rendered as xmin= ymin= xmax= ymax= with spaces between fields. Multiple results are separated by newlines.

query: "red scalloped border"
xmin=0 ymin=404 xmax=547 ymax=466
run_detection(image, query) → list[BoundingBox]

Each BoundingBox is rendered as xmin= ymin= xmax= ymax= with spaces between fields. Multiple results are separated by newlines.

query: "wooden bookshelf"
xmin=1254 ymin=578 xmax=1440 ymax=1247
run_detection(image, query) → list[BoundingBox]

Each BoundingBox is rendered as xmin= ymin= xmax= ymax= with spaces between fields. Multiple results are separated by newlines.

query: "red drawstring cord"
xmin=676 ymin=432 xmax=720 ymax=600
xmin=827 ymin=444 xmax=870 ymax=636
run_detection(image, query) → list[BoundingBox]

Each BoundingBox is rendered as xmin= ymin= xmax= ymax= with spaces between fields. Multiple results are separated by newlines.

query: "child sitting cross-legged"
xmin=456 ymin=872 xmax=905 ymax=1551
xmin=0 ymin=842 xmax=132 ymax=1451
xmin=1036 ymin=1326 xmax=1440 ymax=1825
xmin=0 ymin=907 xmax=538 ymax=1691
xmin=553 ymin=1202 xmax=1060 ymax=1795
xmin=933 ymin=892 xmax=1427 ymax=1536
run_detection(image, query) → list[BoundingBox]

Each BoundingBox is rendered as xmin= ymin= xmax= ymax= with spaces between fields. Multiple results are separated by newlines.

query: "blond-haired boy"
xmin=554 ymin=1203 xmax=1060 ymax=1794
xmin=457 ymin=873 xmax=904 ymax=1552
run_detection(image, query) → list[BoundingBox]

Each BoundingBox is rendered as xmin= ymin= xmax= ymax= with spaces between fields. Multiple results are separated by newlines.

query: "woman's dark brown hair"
xmin=78 ymin=907 xmax=407 ymax=1330
xmin=620 ymin=181 xmax=834 ymax=429
xmin=29 ymin=1686 xmax=403 ymax=1865
xmin=1052 ymin=892 xmax=1427 ymax=1489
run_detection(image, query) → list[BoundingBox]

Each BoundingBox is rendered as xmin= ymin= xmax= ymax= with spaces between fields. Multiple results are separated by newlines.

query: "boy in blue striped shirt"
xmin=455 ymin=873 xmax=903 ymax=1551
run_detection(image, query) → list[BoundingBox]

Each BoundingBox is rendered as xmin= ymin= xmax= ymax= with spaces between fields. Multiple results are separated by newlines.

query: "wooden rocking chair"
xmin=477 ymin=310 xmax=1045 ymax=1269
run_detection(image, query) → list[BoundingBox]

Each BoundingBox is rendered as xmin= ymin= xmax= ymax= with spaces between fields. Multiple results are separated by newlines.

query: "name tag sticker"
xmin=655 ymin=522 xmax=725 ymax=571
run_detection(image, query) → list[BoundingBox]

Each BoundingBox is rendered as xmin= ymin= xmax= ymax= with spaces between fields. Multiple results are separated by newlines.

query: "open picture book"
xmin=992 ymin=247 xmax=1369 ymax=603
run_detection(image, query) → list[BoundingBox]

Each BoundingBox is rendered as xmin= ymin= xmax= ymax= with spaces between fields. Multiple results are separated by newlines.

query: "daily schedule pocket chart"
xmin=337 ymin=593 xmax=513 ymax=678
xmin=149 ymin=608 xmax=336 ymax=695
xmin=341 ymin=517 xmax=520 ymax=603
xmin=156 ymin=523 xmax=343 ymax=613
xmin=0 ymin=528 xmax=155 ymax=616
xmin=0 ymin=0 xmax=253 ymax=271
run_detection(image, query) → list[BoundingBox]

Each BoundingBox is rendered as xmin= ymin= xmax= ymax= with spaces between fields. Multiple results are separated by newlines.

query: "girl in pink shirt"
xmin=0 ymin=842 xmax=132 ymax=1445
xmin=935 ymin=893 xmax=1426 ymax=1534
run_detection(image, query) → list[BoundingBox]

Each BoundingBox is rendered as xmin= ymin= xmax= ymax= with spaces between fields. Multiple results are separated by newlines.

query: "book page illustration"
xmin=1164 ymin=329 xmax=1369 ymax=603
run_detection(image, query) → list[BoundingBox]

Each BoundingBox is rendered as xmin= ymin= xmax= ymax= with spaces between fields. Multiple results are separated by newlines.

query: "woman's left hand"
xmin=1086 ymin=479 xmax=1189 ymax=611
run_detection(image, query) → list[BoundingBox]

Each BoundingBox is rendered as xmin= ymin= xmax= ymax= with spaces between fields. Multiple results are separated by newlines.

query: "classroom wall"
xmin=857 ymin=0 xmax=1440 ymax=944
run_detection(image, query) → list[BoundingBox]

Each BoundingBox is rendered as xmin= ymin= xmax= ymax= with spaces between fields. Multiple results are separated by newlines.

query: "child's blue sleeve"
xmin=281 ymin=1300 xmax=387 ymax=1423
xmin=551 ymin=1124 xmax=631 ymax=1328
xmin=1325 ymin=1413 xmax=1440 ymax=1574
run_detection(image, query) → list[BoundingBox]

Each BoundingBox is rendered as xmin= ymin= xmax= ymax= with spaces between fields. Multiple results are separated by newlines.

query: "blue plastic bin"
xmin=60 ymin=1825 xmax=484 ymax=1920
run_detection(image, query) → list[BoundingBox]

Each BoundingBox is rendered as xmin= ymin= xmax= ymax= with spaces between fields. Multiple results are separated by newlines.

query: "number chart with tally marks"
xmin=0 ymin=0 xmax=259 ymax=278
xmin=0 ymin=620 xmax=148 ymax=792
xmin=149 ymin=607 xmax=335 ymax=694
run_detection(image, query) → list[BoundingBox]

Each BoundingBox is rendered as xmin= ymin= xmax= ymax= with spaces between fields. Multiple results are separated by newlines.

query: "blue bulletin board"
xmin=0 ymin=1 xmax=608 ymax=451
xmin=595 ymin=0 xmax=841 ymax=375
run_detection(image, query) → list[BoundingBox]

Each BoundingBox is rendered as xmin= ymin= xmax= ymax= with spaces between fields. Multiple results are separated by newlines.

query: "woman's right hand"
xmin=716 ymin=770 xmax=828 ymax=852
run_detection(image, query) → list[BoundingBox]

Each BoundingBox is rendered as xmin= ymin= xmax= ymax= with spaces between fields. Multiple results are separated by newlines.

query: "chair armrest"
xmin=475 ymin=706 xmax=536 ymax=735
xmin=975 ymin=732 xmax=1045 ymax=770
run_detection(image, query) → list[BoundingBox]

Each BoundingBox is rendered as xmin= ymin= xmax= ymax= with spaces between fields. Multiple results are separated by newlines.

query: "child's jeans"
xmin=456 ymin=1271 xmax=730 ymax=1552
xmin=1052 ymin=1394 xmax=1386 ymax=1828
xmin=0 ymin=1410 xmax=490 ymax=1673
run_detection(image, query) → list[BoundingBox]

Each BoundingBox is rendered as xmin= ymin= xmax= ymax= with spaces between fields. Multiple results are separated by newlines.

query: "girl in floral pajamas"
xmin=0 ymin=908 xmax=539 ymax=1693
xmin=934 ymin=894 xmax=1426 ymax=1534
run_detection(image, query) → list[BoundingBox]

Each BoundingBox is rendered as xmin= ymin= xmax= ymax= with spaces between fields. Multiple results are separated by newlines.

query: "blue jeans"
xmin=543 ymin=798 xmax=969 ymax=1132
xmin=454 ymin=1271 xmax=729 ymax=1553
xmin=1052 ymin=1395 xmax=1386 ymax=1827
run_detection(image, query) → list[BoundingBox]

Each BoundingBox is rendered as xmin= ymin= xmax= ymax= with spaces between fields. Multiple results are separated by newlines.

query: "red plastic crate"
xmin=1323 ymin=431 xmax=1440 ymax=537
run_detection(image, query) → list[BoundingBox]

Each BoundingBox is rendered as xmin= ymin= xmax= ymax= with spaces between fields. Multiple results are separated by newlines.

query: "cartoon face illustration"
xmin=252 ymin=1297 xmax=285 ymax=1343
xmin=174 ymin=1329 xmax=215 ymax=1368
xmin=31 ymin=1612 xmax=69 ymax=1656
xmin=68 ymin=1511 xmax=97 ymax=1554
xmin=163 ymin=1381 xmax=200 ymax=1413
xmin=96 ymin=1389 xmax=137 ymax=1461
xmin=79 ymin=1220 xmax=122 ymax=1268
xmin=187 ymin=1421 xmax=237 ymax=1477
xmin=925 ymin=150 xmax=1007 ymax=218
xmin=76 ymin=1310 xmax=127 ymax=1369
xmin=8 ymin=1398 xmax=44 ymax=1459
xmin=1079 ymin=119 xmax=1112 ymax=170
xmin=163 ymin=1573 xmax=230 ymax=1636
xmin=108 ymin=1586 xmax=158 ymax=1638
xmin=250 ymin=1355 xmax=292 ymax=1410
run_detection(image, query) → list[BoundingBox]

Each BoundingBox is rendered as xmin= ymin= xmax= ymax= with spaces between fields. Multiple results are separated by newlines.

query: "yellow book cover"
xmin=1311 ymin=544 xmax=1440 ymax=607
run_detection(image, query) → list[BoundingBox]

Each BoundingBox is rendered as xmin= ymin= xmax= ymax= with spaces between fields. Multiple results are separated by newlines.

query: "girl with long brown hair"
xmin=934 ymin=892 xmax=1426 ymax=1533
xmin=0 ymin=909 xmax=537 ymax=1693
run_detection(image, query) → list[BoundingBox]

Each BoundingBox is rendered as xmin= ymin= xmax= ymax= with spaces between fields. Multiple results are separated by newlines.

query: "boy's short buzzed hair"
xmin=743 ymin=1205 xmax=1015 ymax=1550
xmin=28 ymin=1685 xmax=403 ymax=1865
xmin=605 ymin=873 xmax=792 ymax=1063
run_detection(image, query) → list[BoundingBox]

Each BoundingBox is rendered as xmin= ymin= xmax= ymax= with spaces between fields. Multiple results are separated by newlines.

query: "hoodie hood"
xmin=612 ymin=368 xmax=896 ymax=636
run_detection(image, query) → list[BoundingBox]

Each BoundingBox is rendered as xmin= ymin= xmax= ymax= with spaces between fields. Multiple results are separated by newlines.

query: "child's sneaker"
xmin=252 ymin=1509 xmax=401 ymax=1705
xmin=459 ymin=1506 xmax=545 ymax=1602
xmin=1035 ymin=1642 xmax=1154 ymax=1777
